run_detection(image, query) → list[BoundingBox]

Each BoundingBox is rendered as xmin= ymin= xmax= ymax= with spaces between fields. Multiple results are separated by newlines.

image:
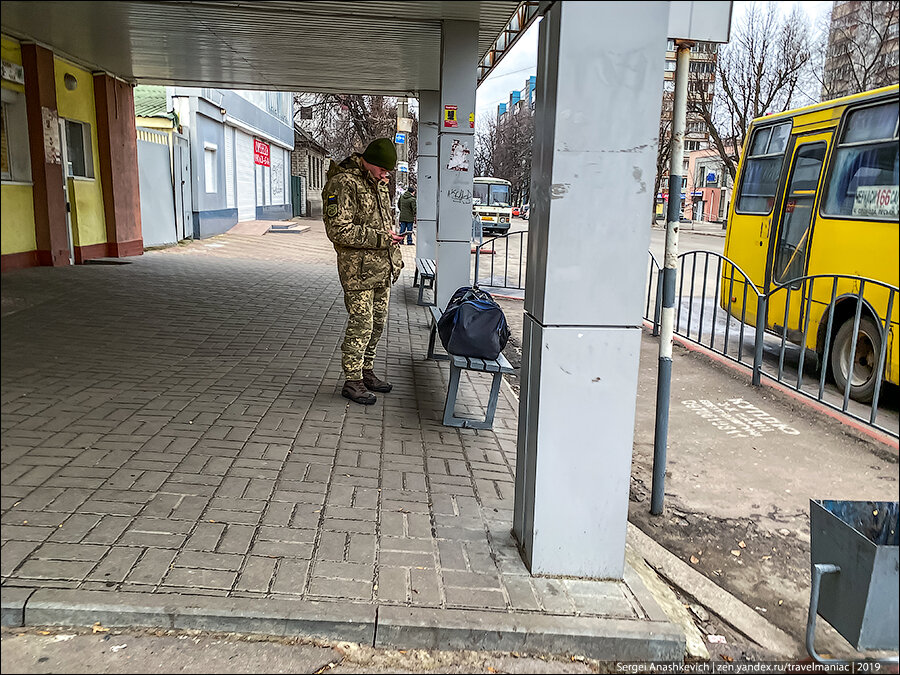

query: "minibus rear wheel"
xmin=830 ymin=315 xmax=881 ymax=404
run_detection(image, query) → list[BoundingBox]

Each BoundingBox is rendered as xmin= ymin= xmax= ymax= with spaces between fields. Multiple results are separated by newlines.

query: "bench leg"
xmin=443 ymin=364 xmax=463 ymax=427
xmin=413 ymin=268 xmax=419 ymax=287
xmin=418 ymin=276 xmax=435 ymax=306
xmin=427 ymin=324 xmax=449 ymax=361
xmin=442 ymin=368 xmax=503 ymax=430
xmin=483 ymin=372 xmax=504 ymax=428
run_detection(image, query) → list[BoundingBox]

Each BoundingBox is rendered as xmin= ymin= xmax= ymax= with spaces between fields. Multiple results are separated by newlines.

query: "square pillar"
xmin=94 ymin=74 xmax=143 ymax=258
xmin=513 ymin=0 xmax=669 ymax=578
xmin=435 ymin=20 xmax=478 ymax=310
xmin=415 ymin=89 xmax=439 ymax=261
xmin=21 ymin=43 xmax=69 ymax=267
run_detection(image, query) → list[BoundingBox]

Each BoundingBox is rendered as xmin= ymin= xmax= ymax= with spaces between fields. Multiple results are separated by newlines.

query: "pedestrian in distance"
xmin=322 ymin=138 xmax=406 ymax=405
xmin=397 ymin=185 xmax=417 ymax=245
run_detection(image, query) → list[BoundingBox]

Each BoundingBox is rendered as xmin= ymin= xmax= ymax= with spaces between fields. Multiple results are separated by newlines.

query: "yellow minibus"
xmin=723 ymin=85 xmax=899 ymax=403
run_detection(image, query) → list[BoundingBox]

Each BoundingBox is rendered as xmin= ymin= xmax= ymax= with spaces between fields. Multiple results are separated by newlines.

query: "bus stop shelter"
xmin=1 ymin=0 xmax=728 ymax=657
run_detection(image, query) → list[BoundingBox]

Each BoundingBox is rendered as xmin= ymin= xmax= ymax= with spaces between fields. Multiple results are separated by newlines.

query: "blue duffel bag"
xmin=437 ymin=286 xmax=511 ymax=360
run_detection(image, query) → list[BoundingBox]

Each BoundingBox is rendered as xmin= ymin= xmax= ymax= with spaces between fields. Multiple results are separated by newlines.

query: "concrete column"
xmin=93 ymin=74 xmax=143 ymax=258
xmin=21 ymin=43 xmax=69 ymax=267
xmin=415 ymin=89 xmax=439 ymax=261
xmin=512 ymin=0 xmax=668 ymax=578
xmin=435 ymin=20 xmax=478 ymax=310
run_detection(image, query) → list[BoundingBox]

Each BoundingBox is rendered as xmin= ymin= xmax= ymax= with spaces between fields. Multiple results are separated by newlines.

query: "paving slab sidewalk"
xmin=0 ymin=220 xmax=681 ymax=663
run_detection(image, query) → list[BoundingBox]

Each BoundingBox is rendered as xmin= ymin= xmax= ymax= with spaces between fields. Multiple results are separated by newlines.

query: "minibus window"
xmin=736 ymin=121 xmax=792 ymax=214
xmin=823 ymin=101 xmax=899 ymax=220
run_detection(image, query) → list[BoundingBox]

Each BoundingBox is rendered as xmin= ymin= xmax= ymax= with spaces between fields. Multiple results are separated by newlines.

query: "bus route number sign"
xmin=853 ymin=185 xmax=899 ymax=219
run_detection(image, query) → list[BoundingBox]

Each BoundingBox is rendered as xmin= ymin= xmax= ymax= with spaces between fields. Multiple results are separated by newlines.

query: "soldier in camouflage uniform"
xmin=323 ymin=138 xmax=406 ymax=405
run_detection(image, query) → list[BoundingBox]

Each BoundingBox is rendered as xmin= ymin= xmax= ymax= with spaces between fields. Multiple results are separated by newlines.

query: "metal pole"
xmin=651 ymin=41 xmax=691 ymax=516
xmin=398 ymin=97 xmax=409 ymax=190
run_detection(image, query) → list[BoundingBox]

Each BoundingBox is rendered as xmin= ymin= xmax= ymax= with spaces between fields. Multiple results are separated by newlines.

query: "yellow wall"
xmin=54 ymin=56 xmax=106 ymax=248
xmin=136 ymin=116 xmax=175 ymax=131
xmin=1 ymin=35 xmax=35 ymax=255
xmin=1 ymin=185 xmax=37 ymax=255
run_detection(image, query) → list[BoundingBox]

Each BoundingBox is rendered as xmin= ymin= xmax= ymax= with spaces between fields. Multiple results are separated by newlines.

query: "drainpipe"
xmin=651 ymin=40 xmax=691 ymax=516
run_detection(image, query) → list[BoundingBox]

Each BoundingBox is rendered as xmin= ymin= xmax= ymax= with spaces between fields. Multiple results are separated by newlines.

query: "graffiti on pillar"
xmin=447 ymin=187 xmax=472 ymax=204
xmin=41 ymin=107 xmax=61 ymax=165
xmin=447 ymin=139 xmax=470 ymax=172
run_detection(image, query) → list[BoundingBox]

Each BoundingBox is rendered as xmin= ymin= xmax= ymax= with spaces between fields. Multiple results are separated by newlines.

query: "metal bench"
xmin=412 ymin=257 xmax=436 ymax=306
xmin=426 ymin=305 xmax=515 ymax=430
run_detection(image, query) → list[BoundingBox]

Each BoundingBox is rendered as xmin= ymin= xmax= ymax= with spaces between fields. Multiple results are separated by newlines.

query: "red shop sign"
xmin=254 ymin=139 xmax=270 ymax=166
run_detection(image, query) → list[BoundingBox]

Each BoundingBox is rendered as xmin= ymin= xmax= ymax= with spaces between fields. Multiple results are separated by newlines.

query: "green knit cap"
xmin=362 ymin=138 xmax=397 ymax=170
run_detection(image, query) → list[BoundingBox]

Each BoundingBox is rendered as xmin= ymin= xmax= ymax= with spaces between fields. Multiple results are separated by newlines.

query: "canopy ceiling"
xmin=1 ymin=1 xmax=525 ymax=95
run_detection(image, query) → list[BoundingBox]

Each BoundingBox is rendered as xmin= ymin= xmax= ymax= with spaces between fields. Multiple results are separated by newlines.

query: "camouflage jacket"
xmin=322 ymin=154 xmax=403 ymax=291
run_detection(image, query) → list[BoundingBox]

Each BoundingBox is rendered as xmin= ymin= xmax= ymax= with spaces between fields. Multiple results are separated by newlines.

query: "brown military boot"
xmin=342 ymin=379 xmax=376 ymax=405
xmin=362 ymin=369 xmax=393 ymax=393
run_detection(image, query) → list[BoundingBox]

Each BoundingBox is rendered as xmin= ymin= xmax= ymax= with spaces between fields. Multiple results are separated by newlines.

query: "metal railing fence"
xmin=644 ymin=250 xmax=899 ymax=439
xmin=472 ymin=231 xmax=528 ymax=293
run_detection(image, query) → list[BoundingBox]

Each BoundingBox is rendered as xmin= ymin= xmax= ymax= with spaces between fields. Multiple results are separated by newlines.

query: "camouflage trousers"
xmin=341 ymin=285 xmax=390 ymax=380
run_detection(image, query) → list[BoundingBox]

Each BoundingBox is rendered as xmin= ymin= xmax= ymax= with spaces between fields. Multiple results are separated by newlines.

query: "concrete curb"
xmin=7 ymin=589 xmax=376 ymax=644
xmin=375 ymin=606 xmax=685 ymax=661
xmin=626 ymin=525 xmax=799 ymax=656
xmin=2 ymin=585 xmax=684 ymax=662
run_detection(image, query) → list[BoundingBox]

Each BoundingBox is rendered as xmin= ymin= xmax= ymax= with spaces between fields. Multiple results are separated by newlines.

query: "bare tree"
xmin=816 ymin=0 xmax=900 ymax=100
xmin=490 ymin=106 xmax=535 ymax=205
xmin=689 ymin=3 xmax=814 ymax=181
xmin=474 ymin=113 xmax=498 ymax=177
xmin=654 ymin=117 xmax=673 ymax=218
xmin=293 ymin=93 xmax=418 ymax=191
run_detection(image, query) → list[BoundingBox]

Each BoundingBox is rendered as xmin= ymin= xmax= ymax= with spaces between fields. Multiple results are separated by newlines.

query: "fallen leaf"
xmin=720 ymin=654 xmax=734 ymax=662
xmin=92 ymin=622 xmax=110 ymax=634
xmin=38 ymin=631 xmax=51 ymax=635
xmin=730 ymin=550 xmax=741 ymax=557
xmin=761 ymin=555 xmax=771 ymax=561
xmin=778 ymin=600 xmax=784 ymax=606
xmin=690 ymin=555 xmax=700 ymax=564
xmin=738 ymin=540 xmax=746 ymax=549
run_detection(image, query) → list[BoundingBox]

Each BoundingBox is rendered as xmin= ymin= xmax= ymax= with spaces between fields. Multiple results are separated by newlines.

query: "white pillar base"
xmin=514 ymin=315 xmax=642 ymax=578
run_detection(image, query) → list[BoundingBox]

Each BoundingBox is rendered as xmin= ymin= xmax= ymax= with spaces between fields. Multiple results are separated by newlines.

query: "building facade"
xmin=823 ymin=0 xmax=900 ymax=100
xmin=169 ymin=88 xmax=294 ymax=238
xmin=2 ymin=35 xmax=141 ymax=270
xmin=684 ymin=146 xmax=735 ymax=225
xmin=497 ymin=75 xmax=536 ymax=121
xmin=656 ymin=40 xmax=719 ymax=220
xmin=290 ymin=124 xmax=328 ymax=218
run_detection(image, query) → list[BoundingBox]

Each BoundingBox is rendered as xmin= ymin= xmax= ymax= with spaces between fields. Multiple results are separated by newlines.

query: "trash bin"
xmin=808 ymin=499 xmax=899 ymax=653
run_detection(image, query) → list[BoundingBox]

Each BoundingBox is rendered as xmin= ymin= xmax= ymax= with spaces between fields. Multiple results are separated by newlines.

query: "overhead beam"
xmin=476 ymin=1 xmax=544 ymax=86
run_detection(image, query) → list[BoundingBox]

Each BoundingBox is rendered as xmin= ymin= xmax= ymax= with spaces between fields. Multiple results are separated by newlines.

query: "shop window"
xmin=1 ymin=89 xmax=32 ymax=182
xmin=64 ymin=119 xmax=94 ymax=178
xmin=204 ymin=143 xmax=218 ymax=193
